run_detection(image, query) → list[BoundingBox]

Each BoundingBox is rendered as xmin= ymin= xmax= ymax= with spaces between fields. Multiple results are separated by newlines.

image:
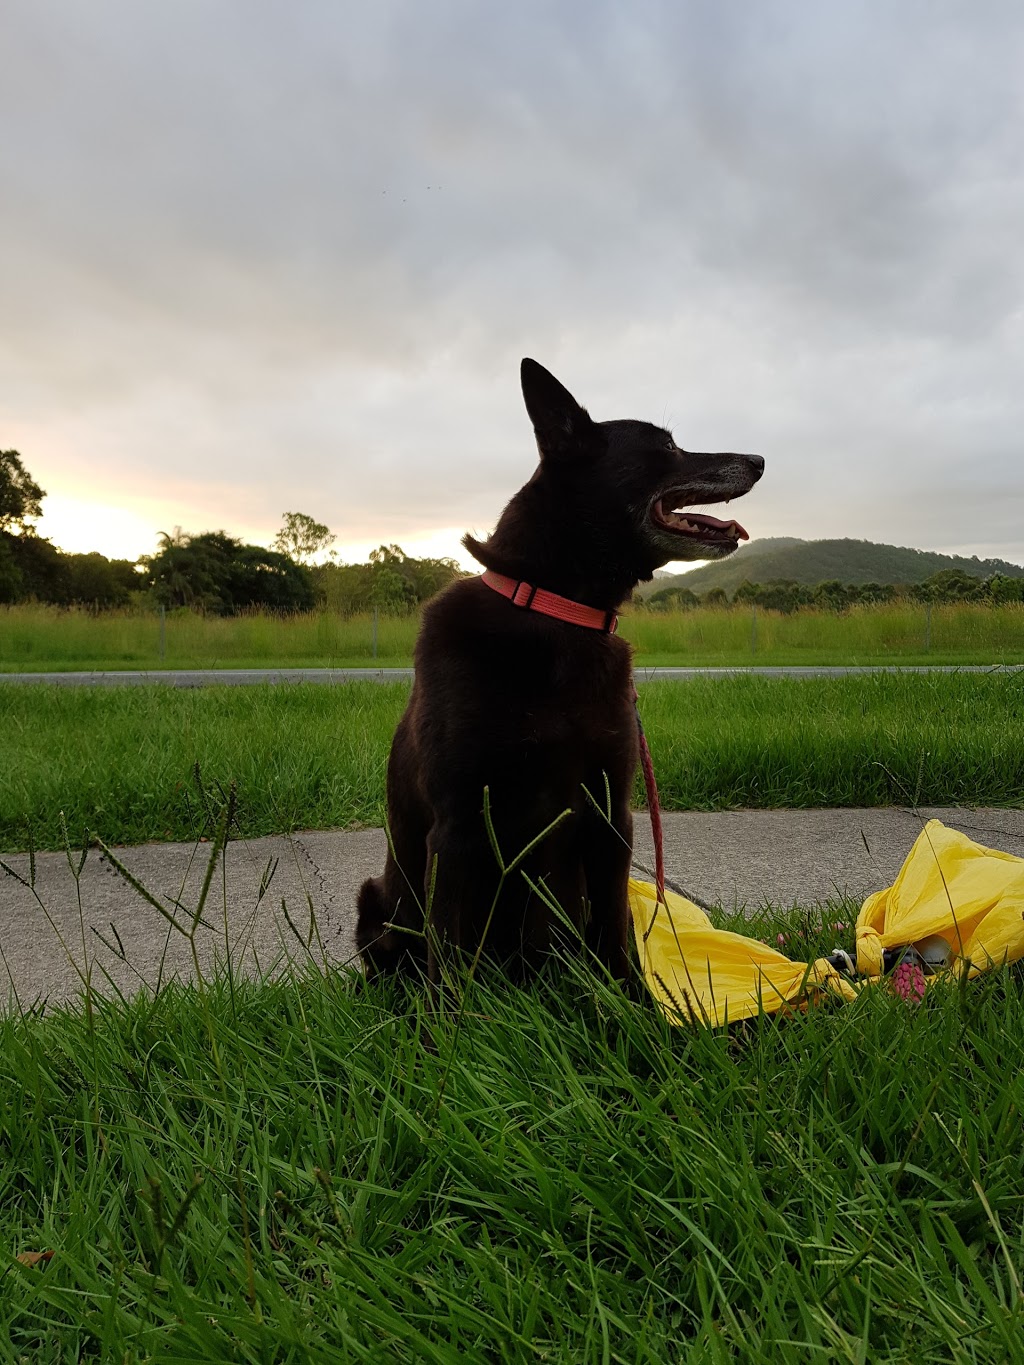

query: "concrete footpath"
xmin=2 ymin=807 xmax=1023 ymax=1009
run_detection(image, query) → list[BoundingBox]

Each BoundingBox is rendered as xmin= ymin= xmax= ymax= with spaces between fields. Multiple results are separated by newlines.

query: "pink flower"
xmin=776 ymin=933 xmax=787 ymax=947
xmin=891 ymin=961 xmax=926 ymax=1002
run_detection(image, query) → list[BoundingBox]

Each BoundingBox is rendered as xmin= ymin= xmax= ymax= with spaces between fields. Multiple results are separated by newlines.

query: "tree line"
xmin=645 ymin=569 xmax=1024 ymax=614
xmin=0 ymin=450 xmax=463 ymax=614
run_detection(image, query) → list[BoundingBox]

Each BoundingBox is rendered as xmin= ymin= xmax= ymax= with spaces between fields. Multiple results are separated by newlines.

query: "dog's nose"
xmin=747 ymin=454 xmax=765 ymax=480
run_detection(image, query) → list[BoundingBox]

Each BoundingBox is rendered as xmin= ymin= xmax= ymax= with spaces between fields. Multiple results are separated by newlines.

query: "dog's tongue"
xmin=691 ymin=512 xmax=745 ymax=535
xmin=673 ymin=510 xmax=749 ymax=540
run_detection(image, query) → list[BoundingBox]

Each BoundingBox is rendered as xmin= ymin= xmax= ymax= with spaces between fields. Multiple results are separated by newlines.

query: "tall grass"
xmin=624 ymin=599 xmax=1024 ymax=665
xmin=2 ymin=672 xmax=1022 ymax=852
xmin=2 ymin=929 xmax=1023 ymax=1360
xmin=2 ymin=599 xmax=1023 ymax=670
xmin=0 ymin=604 xmax=419 ymax=670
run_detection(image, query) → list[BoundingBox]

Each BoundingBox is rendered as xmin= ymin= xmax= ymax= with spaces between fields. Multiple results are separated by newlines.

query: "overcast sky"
xmin=2 ymin=1 xmax=1022 ymax=570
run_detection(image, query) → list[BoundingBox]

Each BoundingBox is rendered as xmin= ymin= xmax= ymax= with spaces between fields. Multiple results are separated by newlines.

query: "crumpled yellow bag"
xmin=856 ymin=819 xmax=1024 ymax=978
xmin=629 ymin=820 xmax=1024 ymax=1028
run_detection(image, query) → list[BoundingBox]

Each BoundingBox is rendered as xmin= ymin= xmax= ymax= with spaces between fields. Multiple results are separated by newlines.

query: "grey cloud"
xmin=1 ymin=0 xmax=1022 ymax=560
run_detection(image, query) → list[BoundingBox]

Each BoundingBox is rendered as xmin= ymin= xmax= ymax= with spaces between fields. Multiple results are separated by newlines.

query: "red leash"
xmin=479 ymin=571 xmax=666 ymax=904
xmin=633 ymin=687 xmax=666 ymax=905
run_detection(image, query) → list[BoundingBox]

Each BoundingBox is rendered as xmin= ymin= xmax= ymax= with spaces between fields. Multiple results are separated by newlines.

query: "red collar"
xmin=480 ymin=569 xmax=619 ymax=634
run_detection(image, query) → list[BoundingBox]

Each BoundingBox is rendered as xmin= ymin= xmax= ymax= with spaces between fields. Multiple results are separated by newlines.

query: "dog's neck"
xmin=464 ymin=481 xmax=656 ymax=612
xmin=465 ymin=525 xmax=644 ymax=613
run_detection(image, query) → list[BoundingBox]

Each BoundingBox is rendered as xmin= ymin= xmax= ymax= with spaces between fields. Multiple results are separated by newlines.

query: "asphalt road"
xmin=1 ymin=665 xmax=1021 ymax=687
xmin=3 ymin=806 xmax=1023 ymax=1010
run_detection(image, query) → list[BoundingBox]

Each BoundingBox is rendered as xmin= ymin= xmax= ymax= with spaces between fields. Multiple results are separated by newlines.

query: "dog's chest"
xmin=489 ymin=633 xmax=633 ymax=747
xmin=418 ymin=584 xmax=636 ymax=750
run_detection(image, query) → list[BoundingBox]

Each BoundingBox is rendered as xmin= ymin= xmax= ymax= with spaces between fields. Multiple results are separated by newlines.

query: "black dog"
xmin=356 ymin=359 xmax=763 ymax=982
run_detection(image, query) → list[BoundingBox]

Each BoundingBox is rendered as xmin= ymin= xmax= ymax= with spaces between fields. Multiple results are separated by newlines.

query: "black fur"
xmin=356 ymin=359 xmax=763 ymax=982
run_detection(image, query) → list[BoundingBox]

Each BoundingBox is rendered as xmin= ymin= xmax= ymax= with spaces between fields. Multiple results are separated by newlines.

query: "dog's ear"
xmin=521 ymin=358 xmax=596 ymax=459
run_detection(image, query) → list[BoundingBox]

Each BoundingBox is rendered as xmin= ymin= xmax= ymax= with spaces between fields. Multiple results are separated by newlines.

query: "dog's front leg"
xmin=581 ymin=797 xmax=633 ymax=982
xmin=422 ymin=819 xmax=502 ymax=986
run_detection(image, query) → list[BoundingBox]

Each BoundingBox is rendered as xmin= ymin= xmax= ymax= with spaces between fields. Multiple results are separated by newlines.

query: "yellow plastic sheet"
xmin=629 ymin=820 xmax=1024 ymax=1028
xmin=856 ymin=819 xmax=1024 ymax=978
xmin=628 ymin=880 xmax=857 ymax=1027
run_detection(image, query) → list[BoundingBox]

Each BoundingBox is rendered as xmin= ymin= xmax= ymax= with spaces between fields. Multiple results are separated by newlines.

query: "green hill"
xmin=643 ymin=538 xmax=1024 ymax=598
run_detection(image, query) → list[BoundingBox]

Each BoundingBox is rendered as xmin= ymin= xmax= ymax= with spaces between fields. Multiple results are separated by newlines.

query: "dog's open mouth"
xmin=651 ymin=498 xmax=749 ymax=545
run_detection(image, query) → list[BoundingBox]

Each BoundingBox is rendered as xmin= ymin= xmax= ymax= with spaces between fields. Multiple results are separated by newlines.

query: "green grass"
xmin=0 ymin=605 xmax=420 ymax=670
xmin=2 ymin=673 xmax=1023 ymax=853
xmin=2 ymin=600 xmax=1024 ymax=670
xmin=627 ymin=599 xmax=1024 ymax=666
xmin=2 ymin=909 xmax=1023 ymax=1361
